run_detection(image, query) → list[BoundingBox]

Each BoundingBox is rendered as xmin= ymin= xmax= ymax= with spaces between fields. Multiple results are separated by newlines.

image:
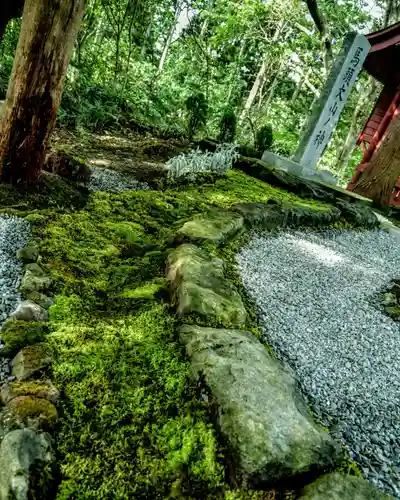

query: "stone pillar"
xmin=293 ymin=33 xmax=371 ymax=169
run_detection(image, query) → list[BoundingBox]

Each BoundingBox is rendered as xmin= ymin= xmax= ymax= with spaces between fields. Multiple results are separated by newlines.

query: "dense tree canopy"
xmin=0 ymin=0 xmax=398 ymax=185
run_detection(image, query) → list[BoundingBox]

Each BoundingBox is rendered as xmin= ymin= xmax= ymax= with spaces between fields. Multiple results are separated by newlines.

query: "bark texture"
xmin=353 ymin=113 xmax=400 ymax=205
xmin=0 ymin=0 xmax=85 ymax=185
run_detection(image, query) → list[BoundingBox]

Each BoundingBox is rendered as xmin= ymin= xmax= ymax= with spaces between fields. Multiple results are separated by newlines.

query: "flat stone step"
xmin=167 ymin=245 xmax=246 ymax=326
xmin=180 ymin=325 xmax=342 ymax=486
xmin=176 ymin=209 xmax=244 ymax=246
xmin=299 ymin=472 xmax=393 ymax=499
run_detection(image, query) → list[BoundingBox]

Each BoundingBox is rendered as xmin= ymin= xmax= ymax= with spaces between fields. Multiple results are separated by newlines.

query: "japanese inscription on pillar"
xmin=293 ymin=33 xmax=371 ymax=169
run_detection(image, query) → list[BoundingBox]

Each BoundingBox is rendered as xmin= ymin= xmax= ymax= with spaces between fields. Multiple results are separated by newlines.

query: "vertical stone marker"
xmin=293 ymin=33 xmax=371 ymax=169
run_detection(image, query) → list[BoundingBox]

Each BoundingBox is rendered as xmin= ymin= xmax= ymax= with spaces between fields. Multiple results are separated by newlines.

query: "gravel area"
xmin=88 ymin=166 xmax=149 ymax=192
xmin=0 ymin=215 xmax=31 ymax=380
xmin=236 ymin=229 xmax=400 ymax=497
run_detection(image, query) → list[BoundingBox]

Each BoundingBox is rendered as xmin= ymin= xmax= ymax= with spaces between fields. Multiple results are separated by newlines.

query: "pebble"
xmin=236 ymin=229 xmax=400 ymax=498
xmin=87 ymin=166 xmax=149 ymax=192
xmin=0 ymin=215 xmax=31 ymax=382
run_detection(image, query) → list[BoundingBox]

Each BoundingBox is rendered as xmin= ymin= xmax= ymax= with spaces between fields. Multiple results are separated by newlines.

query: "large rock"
xmin=0 ymin=320 xmax=47 ymax=357
xmin=1 ymin=380 xmax=59 ymax=405
xmin=299 ymin=472 xmax=392 ymax=499
xmin=10 ymin=301 xmax=49 ymax=322
xmin=0 ymin=428 xmax=54 ymax=500
xmin=25 ymin=292 xmax=54 ymax=310
xmin=232 ymin=202 xmax=287 ymax=229
xmin=12 ymin=345 xmax=53 ymax=380
xmin=0 ymin=396 xmax=58 ymax=436
xmin=177 ymin=210 xmax=244 ymax=246
xmin=19 ymin=263 xmax=52 ymax=294
xmin=16 ymin=246 xmax=39 ymax=264
xmin=180 ymin=325 xmax=342 ymax=485
xmin=337 ymin=200 xmax=379 ymax=228
xmin=167 ymin=244 xmax=246 ymax=326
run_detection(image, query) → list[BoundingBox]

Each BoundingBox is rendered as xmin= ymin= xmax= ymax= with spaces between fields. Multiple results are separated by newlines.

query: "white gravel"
xmin=88 ymin=166 xmax=149 ymax=192
xmin=236 ymin=229 xmax=400 ymax=497
xmin=0 ymin=215 xmax=31 ymax=380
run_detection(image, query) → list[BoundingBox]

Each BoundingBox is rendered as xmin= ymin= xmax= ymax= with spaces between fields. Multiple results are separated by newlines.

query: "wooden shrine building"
xmin=347 ymin=22 xmax=400 ymax=204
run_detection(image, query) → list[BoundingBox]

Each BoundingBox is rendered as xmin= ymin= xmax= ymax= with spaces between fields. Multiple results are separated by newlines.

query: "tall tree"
xmin=353 ymin=113 xmax=400 ymax=205
xmin=0 ymin=0 xmax=85 ymax=185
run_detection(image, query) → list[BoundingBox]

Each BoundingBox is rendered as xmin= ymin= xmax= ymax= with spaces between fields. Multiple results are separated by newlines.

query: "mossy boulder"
xmin=177 ymin=209 xmax=244 ymax=246
xmin=288 ymin=203 xmax=341 ymax=227
xmin=19 ymin=264 xmax=52 ymax=294
xmin=299 ymin=472 xmax=392 ymax=499
xmin=25 ymin=292 xmax=53 ymax=310
xmin=0 ymin=428 xmax=54 ymax=500
xmin=1 ymin=380 xmax=59 ymax=405
xmin=0 ymin=320 xmax=47 ymax=357
xmin=16 ymin=246 xmax=39 ymax=264
xmin=232 ymin=202 xmax=287 ymax=229
xmin=10 ymin=300 xmax=49 ymax=322
xmin=180 ymin=325 xmax=342 ymax=486
xmin=336 ymin=201 xmax=379 ymax=228
xmin=12 ymin=345 xmax=53 ymax=381
xmin=0 ymin=396 xmax=57 ymax=435
xmin=167 ymin=244 xmax=246 ymax=326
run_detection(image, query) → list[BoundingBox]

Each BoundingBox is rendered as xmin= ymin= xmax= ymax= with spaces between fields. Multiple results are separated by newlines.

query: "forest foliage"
xmin=0 ymin=0 xmax=397 ymax=183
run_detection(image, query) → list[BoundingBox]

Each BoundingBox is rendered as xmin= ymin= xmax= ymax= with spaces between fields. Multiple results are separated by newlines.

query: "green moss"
xmin=119 ymin=281 xmax=166 ymax=299
xmin=49 ymin=303 xmax=223 ymax=499
xmin=0 ymin=320 xmax=47 ymax=356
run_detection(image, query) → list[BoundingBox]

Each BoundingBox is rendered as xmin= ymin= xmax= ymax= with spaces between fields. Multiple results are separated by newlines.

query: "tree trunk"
xmin=240 ymin=59 xmax=267 ymax=120
xmin=0 ymin=0 xmax=84 ymax=185
xmin=304 ymin=0 xmax=332 ymax=71
xmin=353 ymin=112 xmax=400 ymax=205
xmin=158 ymin=2 xmax=182 ymax=74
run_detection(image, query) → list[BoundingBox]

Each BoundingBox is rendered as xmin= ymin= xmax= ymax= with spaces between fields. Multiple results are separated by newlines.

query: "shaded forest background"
xmin=0 ymin=0 xmax=397 ymax=185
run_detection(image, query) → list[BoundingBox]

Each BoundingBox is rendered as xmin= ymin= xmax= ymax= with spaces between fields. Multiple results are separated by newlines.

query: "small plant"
xmin=186 ymin=92 xmax=208 ymax=140
xmin=255 ymin=124 xmax=273 ymax=153
xmin=166 ymin=145 xmax=238 ymax=183
xmin=218 ymin=108 xmax=237 ymax=143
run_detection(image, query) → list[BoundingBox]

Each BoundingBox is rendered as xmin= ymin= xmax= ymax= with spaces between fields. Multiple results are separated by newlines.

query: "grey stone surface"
xmin=167 ymin=244 xmax=246 ymax=326
xmin=236 ymin=229 xmax=400 ymax=497
xmin=10 ymin=301 xmax=49 ymax=322
xmin=0 ymin=428 xmax=54 ymax=500
xmin=299 ymin=473 xmax=393 ymax=499
xmin=19 ymin=263 xmax=52 ymax=294
xmin=180 ymin=325 xmax=342 ymax=485
xmin=177 ymin=209 xmax=244 ymax=245
xmin=261 ymin=151 xmax=304 ymax=176
xmin=12 ymin=345 xmax=53 ymax=381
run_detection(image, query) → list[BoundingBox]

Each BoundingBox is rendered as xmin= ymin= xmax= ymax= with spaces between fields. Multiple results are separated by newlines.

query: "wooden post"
xmin=0 ymin=0 xmax=84 ymax=185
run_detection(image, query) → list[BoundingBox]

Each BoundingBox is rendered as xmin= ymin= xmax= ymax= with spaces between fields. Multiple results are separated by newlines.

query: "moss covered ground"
xmin=0 ymin=161 xmax=336 ymax=498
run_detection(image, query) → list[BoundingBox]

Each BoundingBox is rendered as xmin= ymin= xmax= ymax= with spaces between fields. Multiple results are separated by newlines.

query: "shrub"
xmin=186 ymin=92 xmax=208 ymax=140
xmin=255 ymin=124 xmax=273 ymax=153
xmin=166 ymin=144 xmax=238 ymax=183
xmin=218 ymin=108 xmax=237 ymax=143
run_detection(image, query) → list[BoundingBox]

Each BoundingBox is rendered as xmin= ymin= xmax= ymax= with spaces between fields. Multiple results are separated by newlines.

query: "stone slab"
xmin=180 ymin=325 xmax=342 ymax=485
xmin=299 ymin=472 xmax=392 ymax=499
xmin=167 ymin=244 xmax=246 ymax=326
